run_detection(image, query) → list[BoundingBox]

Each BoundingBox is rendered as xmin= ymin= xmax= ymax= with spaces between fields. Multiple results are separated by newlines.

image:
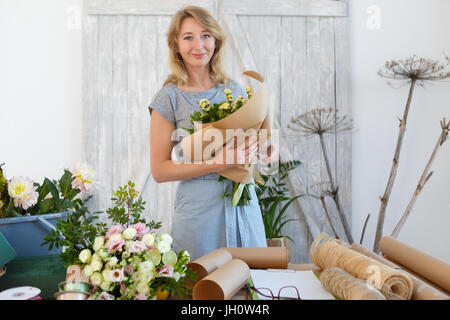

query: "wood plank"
xmin=86 ymin=0 xmax=214 ymax=15
xmin=82 ymin=14 xmax=99 ymax=211
xmin=279 ymin=16 xmax=312 ymax=263
xmin=222 ymin=0 xmax=348 ymax=17
xmin=112 ymin=15 xmax=129 ymax=190
xmin=334 ymin=14 xmax=353 ymax=242
xmin=97 ymin=15 xmax=114 ymax=216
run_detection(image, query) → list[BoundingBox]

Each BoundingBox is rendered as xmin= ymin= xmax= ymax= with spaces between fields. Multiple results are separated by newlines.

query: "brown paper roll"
xmin=380 ymin=236 xmax=450 ymax=292
xmin=350 ymin=243 xmax=450 ymax=300
xmin=320 ymin=267 xmax=386 ymax=300
xmin=223 ymin=247 xmax=289 ymax=269
xmin=186 ymin=248 xmax=232 ymax=283
xmin=310 ymin=233 xmax=413 ymax=300
xmin=193 ymin=259 xmax=250 ymax=300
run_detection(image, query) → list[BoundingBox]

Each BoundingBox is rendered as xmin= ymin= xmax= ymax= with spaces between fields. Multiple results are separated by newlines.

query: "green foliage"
xmin=41 ymin=195 xmax=104 ymax=266
xmin=256 ymin=160 xmax=303 ymax=241
xmin=106 ymin=180 xmax=161 ymax=230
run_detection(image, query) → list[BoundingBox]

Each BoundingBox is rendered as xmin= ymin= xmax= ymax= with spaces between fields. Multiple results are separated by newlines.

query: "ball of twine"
xmin=310 ymin=233 xmax=413 ymax=300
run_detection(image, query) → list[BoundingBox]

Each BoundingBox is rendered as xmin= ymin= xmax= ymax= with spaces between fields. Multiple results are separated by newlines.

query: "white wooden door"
xmin=82 ymin=0 xmax=351 ymax=263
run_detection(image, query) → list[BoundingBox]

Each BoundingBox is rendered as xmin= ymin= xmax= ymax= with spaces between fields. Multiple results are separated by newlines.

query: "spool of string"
xmin=310 ymin=233 xmax=413 ymax=300
xmin=320 ymin=267 xmax=386 ymax=300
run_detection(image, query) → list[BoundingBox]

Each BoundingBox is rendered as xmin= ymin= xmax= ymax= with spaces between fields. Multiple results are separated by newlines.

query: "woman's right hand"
xmin=208 ymin=135 xmax=259 ymax=173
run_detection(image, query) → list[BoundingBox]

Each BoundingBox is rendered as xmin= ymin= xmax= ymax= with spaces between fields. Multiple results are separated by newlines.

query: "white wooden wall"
xmin=82 ymin=0 xmax=351 ymax=263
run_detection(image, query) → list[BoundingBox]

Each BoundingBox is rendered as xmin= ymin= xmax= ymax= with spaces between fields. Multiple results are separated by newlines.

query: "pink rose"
xmin=129 ymin=240 xmax=147 ymax=254
xmin=130 ymin=222 xmax=150 ymax=238
xmin=108 ymin=238 xmax=125 ymax=253
xmin=105 ymin=225 xmax=123 ymax=240
xmin=135 ymin=294 xmax=147 ymax=300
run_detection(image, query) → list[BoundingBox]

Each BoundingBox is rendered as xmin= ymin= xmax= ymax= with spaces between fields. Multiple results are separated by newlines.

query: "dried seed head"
xmin=378 ymin=55 xmax=450 ymax=86
xmin=288 ymin=108 xmax=354 ymax=137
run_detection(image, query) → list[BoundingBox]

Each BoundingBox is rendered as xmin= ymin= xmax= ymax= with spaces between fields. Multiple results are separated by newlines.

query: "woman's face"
xmin=177 ymin=17 xmax=216 ymax=71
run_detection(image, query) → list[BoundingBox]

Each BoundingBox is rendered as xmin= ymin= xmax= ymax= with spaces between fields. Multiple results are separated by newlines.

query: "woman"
xmin=148 ymin=6 xmax=268 ymax=260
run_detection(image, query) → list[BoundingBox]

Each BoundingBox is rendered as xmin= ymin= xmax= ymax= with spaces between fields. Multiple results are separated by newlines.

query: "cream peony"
xmin=158 ymin=234 xmax=173 ymax=245
xmin=70 ymin=163 xmax=97 ymax=194
xmin=7 ymin=176 xmax=38 ymax=210
xmin=156 ymin=241 xmax=171 ymax=254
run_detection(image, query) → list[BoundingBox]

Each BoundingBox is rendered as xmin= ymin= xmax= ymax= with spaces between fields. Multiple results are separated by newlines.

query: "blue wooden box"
xmin=0 ymin=212 xmax=68 ymax=257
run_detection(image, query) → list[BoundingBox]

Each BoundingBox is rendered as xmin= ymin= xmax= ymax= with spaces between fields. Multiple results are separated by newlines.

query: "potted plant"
xmin=0 ymin=162 xmax=97 ymax=257
xmin=255 ymin=160 xmax=303 ymax=249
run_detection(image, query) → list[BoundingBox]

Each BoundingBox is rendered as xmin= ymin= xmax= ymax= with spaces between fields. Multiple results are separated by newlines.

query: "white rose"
xmin=102 ymin=269 xmax=111 ymax=282
xmin=100 ymin=281 xmax=111 ymax=291
xmin=93 ymin=236 xmax=105 ymax=252
xmin=91 ymin=253 xmax=102 ymax=263
xmin=79 ymin=249 xmax=92 ymax=264
xmin=109 ymin=233 xmax=123 ymax=242
xmin=139 ymin=261 xmax=154 ymax=274
xmin=142 ymin=233 xmax=156 ymax=247
xmin=90 ymin=272 xmax=103 ymax=286
xmin=135 ymin=281 xmax=149 ymax=295
xmin=159 ymin=234 xmax=173 ymax=245
xmin=122 ymin=228 xmax=137 ymax=240
xmin=83 ymin=265 xmax=94 ymax=277
xmin=90 ymin=259 xmax=103 ymax=272
xmin=157 ymin=241 xmax=171 ymax=254
xmin=124 ymin=240 xmax=134 ymax=251
xmin=108 ymin=257 xmax=118 ymax=268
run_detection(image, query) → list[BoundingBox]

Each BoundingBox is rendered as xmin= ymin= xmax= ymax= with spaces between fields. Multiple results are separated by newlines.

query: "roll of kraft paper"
xmin=350 ymin=243 xmax=450 ymax=300
xmin=380 ymin=236 xmax=450 ymax=293
xmin=223 ymin=247 xmax=289 ymax=269
xmin=193 ymin=259 xmax=250 ymax=300
xmin=186 ymin=248 xmax=232 ymax=284
xmin=320 ymin=267 xmax=386 ymax=300
xmin=310 ymin=233 xmax=413 ymax=300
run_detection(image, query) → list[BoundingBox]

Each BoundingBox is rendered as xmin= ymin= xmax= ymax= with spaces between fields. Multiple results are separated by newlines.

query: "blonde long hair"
xmin=163 ymin=5 xmax=230 ymax=88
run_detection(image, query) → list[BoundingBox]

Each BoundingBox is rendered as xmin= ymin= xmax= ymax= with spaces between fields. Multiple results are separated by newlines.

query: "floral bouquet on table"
xmin=181 ymin=71 xmax=273 ymax=206
xmin=74 ymin=181 xmax=193 ymax=300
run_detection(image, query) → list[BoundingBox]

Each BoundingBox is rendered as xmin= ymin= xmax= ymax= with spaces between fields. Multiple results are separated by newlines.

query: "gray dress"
xmin=148 ymin=80 xmax=267 ymax=260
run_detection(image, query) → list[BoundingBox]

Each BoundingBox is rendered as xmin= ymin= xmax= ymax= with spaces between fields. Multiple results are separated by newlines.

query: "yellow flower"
xmin=246 ymin=86 xmax=253 ymax=98
xmin=219 ymin=103 xmax=230 ymax=110
xmin=224 ymin=88 xmax=232 ymax=95
xmin=198 ymin=99 xmax=210 ymax=110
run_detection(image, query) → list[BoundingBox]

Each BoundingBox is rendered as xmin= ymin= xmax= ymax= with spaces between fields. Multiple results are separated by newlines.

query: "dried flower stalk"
xmin=373 ymin=55 xmax=450 ymax=253
xmin=289 ymin=108 xmax=354 ymax=243
xmin=391 ymin=118 xmax=450 ymax=238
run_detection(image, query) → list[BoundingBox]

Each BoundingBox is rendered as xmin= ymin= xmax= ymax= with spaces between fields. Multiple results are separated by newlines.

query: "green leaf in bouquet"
xmin=45 ymin=178 xmax=61 ymax=210
xmin=232 ymin=183 xmax=245 ymax=207
xmin=39 ymin=197 xmax=54 ymax=214
xmin=59 ymin=169 xmax=73 ymax=197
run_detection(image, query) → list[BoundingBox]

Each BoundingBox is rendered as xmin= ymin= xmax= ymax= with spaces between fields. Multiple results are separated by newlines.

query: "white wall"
xmin=349 ymin=0 xmax=450 ymax=263
xmin=1 ymin=0 xmax=449 ymax=263
xmin=0 ymin=0 xmax=83 ymax=181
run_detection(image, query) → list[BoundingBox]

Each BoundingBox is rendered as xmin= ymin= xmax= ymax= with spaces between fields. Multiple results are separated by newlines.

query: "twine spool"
xmin=310 ymin=233 xmax=413 ymax=300
xmin=320 ymin=267 xmax=386 ymax=300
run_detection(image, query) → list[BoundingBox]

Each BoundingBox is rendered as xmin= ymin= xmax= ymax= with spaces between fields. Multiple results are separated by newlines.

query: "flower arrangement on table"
xmin=0 ymin=162 xmax=97 ymax=218
xmin=181 ymin=71 xmax=272 ymax=207
xmin=45 ymin=180 xmax=194 ymax=300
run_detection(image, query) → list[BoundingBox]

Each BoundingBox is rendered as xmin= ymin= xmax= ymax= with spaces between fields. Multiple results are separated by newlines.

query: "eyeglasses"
xmin=249 ymin=285 xmax=302 ymax=300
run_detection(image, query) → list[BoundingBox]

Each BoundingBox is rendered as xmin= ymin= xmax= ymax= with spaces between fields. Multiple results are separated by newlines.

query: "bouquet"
xmin=180 ymin=71 xmax=272 ymax=206
xmin=0 ymin=162 xmax=96 ymax=218
xmin=72 ymin=181 xmax=193 ymax=300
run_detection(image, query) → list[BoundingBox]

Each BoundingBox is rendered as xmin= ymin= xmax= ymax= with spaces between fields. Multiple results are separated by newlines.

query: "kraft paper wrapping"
xmin=310 ymin=233 xmax=413 ymax=300
xmin=186 ymin=248 xmax=232 ymax=284
xmin=320 ymin=267 xmax=386 ymax=300
xmin=380 ymin=236 xmax=450 ymax=293
xmin=223 ymin=247 xmax=289 ymax=269
xmin=192 ymin=259 xmax=250 ymax=300
xmin=180 ymin=71 xmax=272 ymax=184
xmin=350 ymin=243 xmax=450 ymax=300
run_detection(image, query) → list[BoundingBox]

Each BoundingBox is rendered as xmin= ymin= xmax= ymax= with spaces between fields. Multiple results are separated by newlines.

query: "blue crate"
xmin=0 ymin=212 xmax=68 ymax=257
